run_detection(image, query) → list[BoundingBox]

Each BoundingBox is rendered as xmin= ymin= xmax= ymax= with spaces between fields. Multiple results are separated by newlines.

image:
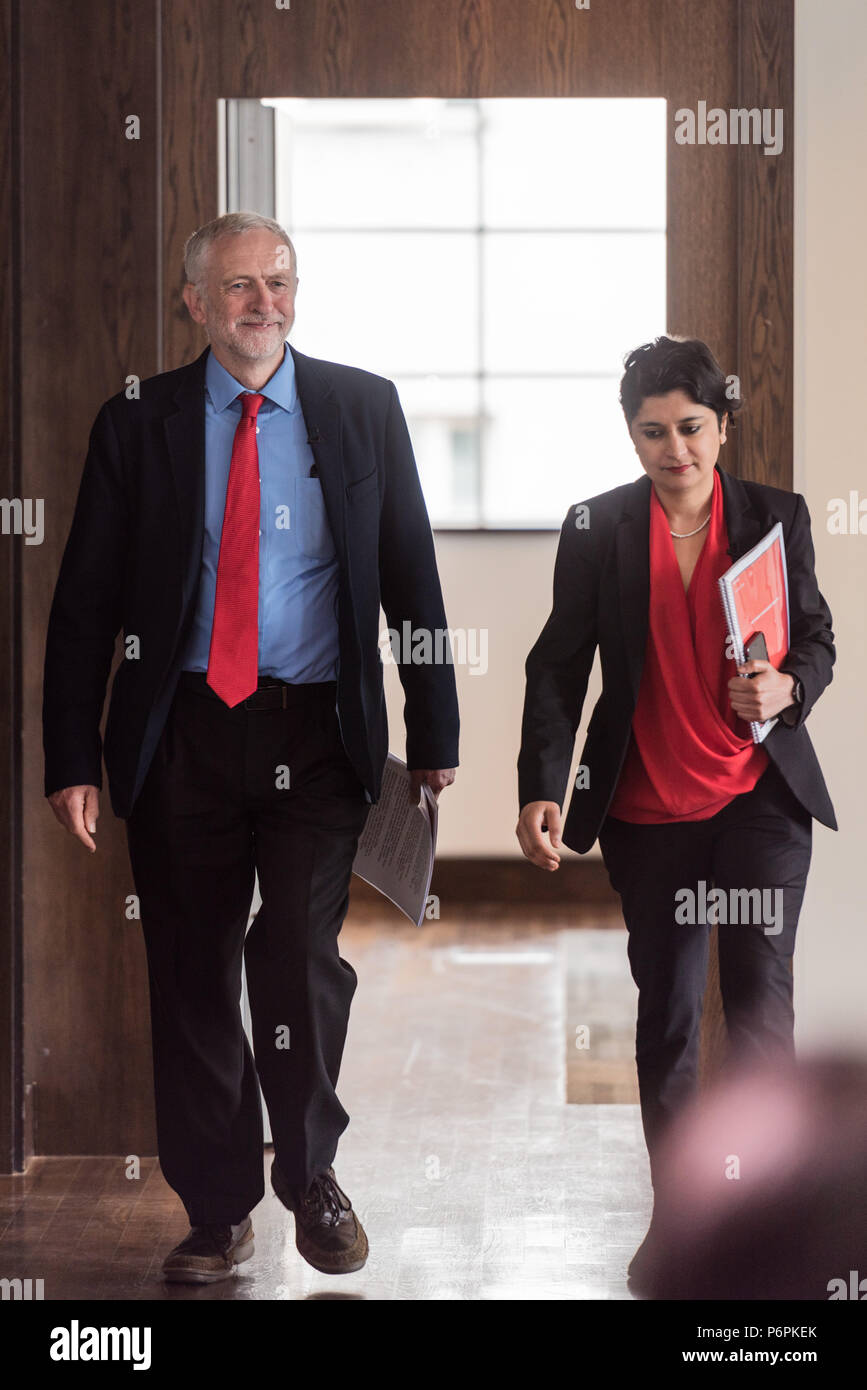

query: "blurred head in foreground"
xmin=642 ymin=1055 xmax=867 ymax=1300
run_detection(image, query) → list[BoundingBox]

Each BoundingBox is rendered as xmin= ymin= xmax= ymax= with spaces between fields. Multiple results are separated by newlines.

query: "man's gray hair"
xmin=183 ymin=212 xmax=297 ymax=287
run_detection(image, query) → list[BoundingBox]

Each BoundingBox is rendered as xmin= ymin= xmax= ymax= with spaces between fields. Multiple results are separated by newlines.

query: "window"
xmin=233 ymin=97 xmax=667 ymax=528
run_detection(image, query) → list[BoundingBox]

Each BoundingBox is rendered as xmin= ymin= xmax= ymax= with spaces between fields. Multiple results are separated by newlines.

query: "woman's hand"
xmin=516 ymin=800 xmax=563 ymax=871
xmin=728 ymin=659 xmax=797 ymax=723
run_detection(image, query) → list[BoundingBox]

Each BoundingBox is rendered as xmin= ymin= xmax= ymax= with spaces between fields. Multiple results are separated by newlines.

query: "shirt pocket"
xmin=294 ymin=477 xmax=337 ymax=561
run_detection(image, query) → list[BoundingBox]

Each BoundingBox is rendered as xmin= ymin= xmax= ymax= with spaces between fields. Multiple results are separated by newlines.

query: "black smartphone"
xmin=744 ymin=631 xmax=769 ymax=669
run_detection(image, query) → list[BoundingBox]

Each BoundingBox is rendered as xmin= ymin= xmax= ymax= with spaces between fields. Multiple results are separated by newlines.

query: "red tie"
xmin=206 ymin=392 xmax=265 ymax=707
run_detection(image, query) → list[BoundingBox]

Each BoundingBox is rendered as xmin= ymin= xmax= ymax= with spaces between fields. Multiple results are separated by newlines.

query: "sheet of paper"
xmin=352 ymin=753 xmax=438 ymax=927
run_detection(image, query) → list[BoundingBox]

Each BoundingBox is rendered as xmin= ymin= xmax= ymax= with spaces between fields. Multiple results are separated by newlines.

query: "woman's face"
xmin=629 ymin=389 xmax=727 ymax=501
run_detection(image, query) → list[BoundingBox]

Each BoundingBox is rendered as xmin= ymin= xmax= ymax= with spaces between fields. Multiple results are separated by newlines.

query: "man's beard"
xmin=223 ymin=318 xmax=287 ymax=360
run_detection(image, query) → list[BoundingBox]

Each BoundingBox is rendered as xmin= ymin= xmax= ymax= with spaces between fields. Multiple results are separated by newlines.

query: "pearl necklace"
xmin=670 ymin=514 xmax=710 ymax=539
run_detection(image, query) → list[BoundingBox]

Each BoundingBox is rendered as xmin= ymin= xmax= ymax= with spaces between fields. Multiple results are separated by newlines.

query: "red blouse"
xmin=608 ymin=468 xmax=768 ymax=823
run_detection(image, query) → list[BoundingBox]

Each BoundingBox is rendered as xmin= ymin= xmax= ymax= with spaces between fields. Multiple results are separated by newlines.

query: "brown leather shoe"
xmin=271 ymin=1163 xmax=368 ymax=1275
xmin=162 ymin=1217 xmax=254 ymax=1284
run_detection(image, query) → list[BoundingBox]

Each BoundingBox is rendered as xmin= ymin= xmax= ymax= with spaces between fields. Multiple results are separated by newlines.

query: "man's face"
xmin=182 ymin=230 xmax=298 ymax=368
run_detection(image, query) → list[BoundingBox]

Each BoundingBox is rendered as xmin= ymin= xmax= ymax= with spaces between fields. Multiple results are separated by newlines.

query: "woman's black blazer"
xmin=518 ymin=464 xmax=836 ymax=854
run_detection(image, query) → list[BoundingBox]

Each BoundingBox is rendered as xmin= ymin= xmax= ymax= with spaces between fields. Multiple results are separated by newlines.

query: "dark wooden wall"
xmin=2 ymin=0 xmax=792 ymax=1162
xmin=1 ymin=0 xmax=21 ymax=1172
xmin=13 ymin=0 xmax=162 ymax=1160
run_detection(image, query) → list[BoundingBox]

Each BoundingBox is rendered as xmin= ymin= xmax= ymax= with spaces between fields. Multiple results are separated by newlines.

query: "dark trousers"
xmin=597 ymin=761 xmax=812 ymax=1187
xmin=125 ymin=672 xmax=371 ymax=1226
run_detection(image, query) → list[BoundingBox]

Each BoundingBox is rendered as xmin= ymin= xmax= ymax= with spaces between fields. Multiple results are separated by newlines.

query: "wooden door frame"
xmin=161 ymin=0 xmax=792 ymax=489
xmin=2 ymin=0 xmax=792 ymax=1165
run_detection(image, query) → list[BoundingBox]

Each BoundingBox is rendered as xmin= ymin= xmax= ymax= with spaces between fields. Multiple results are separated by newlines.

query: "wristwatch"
xmin=778 ymin=672 xmax=805 ymax=728
xmin=779 ymin=672 xmax=803 ymax=725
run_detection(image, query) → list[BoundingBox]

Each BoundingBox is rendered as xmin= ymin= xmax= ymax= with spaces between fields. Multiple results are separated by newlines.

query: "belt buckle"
xmin=243 ymin=682 xmax=287 ymax=710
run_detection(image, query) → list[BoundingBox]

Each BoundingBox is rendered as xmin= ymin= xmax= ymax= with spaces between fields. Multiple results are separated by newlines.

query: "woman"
xmin=516 ymin=335 xmax=836 ymax=1290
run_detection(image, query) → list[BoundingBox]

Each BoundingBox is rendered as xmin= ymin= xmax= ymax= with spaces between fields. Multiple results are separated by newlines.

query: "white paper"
xmin=352 ymin=753 xmax=438 ymax=927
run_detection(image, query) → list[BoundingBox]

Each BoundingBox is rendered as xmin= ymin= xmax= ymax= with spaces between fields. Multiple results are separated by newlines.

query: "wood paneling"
xmin=397 ymin=857 xmax=618 ymax=910
xmin=161 ymin=0 xmax=745 ymax=384
xmin=0 ymin=0 xmax=23 ymax=1172
xmin=18 ymin=0 xmax=161 ymax=1157
xmin=737 ymin=0 xmax=794 ymax=488
xmin=5 ymin=0 xmax=793 ymax=1162
xmin=664 ymin=0 xmax=741 ymax=475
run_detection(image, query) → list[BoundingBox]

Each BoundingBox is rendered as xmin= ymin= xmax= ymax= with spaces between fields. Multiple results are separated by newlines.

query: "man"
xmin=43 ymin=211 xmax=459 ymax=1284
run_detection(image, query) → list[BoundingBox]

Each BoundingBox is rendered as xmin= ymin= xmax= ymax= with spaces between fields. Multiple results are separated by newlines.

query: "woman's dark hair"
xmin=619 ymin=335 xmax=742 ymax=430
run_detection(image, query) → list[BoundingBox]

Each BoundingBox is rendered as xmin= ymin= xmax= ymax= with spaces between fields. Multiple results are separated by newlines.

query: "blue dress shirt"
xmin=181 ymin=344 xmax=340 ymax=684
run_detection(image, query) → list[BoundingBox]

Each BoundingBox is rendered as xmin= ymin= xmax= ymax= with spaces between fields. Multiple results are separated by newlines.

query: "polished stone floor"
xmin=0 ymin=916 xmax=651 ymax=1300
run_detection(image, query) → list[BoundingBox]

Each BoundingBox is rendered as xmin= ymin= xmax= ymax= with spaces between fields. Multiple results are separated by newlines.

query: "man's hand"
xmin=47 ymin=785 xmax=101 ymax=853
xmin=728 ymin=660 xmax=797 ymax=723
xmin=516 ymin=800 xmax=563 ymax=871
xmin=409 ymin=768 xmax=456 ymax=801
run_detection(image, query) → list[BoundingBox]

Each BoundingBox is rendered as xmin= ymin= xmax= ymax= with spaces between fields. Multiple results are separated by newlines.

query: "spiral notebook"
xmin=718 ymin=522 xmax=790 ymax=744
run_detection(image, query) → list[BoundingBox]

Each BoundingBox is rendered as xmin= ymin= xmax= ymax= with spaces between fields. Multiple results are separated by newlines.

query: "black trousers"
xmin=125 ymin=672 xmax=371 ymax=1226
xmin=597 ymin=761 xmax=812 ymax=1187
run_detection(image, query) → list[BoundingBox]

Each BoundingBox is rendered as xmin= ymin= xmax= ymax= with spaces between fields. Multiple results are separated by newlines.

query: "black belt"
xmin=178 ymin=670 xmax=336 ymax=711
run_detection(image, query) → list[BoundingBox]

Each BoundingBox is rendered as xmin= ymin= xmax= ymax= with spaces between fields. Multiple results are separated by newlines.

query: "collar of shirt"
xmin=204 ymin=340 xmax=298 ymax=416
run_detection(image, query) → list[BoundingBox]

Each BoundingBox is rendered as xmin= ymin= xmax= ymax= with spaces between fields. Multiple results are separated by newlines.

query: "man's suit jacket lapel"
xmin=289 ymin=346 xmax=348 ymax=572
xmin=162 ymin=343 xmax=350 ymax=624
xmin=164 ymin=348 xmax=208 ymax=617
xmin=615 ymin=464 xmax=781 ymax=701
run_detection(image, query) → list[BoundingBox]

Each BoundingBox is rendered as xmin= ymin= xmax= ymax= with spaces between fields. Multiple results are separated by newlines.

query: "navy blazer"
xmin=518 ymin=464 xmax=836 ymax=854
xmin=43 ymin=345 xmax=460 ymax=817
